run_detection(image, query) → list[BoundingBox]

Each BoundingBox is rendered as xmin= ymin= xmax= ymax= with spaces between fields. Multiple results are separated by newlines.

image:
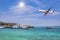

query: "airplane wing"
xmin=47 ymin=7 xmax=52 ymax=12
xmin=44 ymin=7 xmax=52 ymax=16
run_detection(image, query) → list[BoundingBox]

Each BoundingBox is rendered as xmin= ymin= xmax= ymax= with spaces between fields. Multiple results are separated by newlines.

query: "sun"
xmin=19 ymin=2 xmax=25 ymax=8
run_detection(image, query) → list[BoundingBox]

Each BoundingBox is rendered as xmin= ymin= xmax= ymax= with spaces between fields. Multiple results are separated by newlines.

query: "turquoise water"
xmin=0 ymin=27 xmax=60 ymax=40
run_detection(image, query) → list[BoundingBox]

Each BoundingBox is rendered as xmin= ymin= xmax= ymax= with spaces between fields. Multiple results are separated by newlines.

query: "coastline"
xmin=0 ymin=22 xmax=34 ymax=29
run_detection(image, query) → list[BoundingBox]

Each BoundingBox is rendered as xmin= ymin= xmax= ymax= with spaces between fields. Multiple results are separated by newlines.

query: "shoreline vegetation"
xmin=0 ymin=22 xmax=34 ymax=29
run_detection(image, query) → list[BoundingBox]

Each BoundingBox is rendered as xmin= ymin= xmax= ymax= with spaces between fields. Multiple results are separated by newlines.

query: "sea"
xmin=0 ymin=26 xmax=60 ymax=40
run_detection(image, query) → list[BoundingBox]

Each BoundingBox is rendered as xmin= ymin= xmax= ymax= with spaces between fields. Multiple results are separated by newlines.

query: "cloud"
xmin=53 ymin=11 xmax=60 ymax=15
xmin=22 ymin=18 xmax=60 ymax=26
xmin=0 ymin=14 xmax=60 ymax=26
xmin=47 ymin=11 xmax=60 ymax=16
xmin=9 ymin=5 xmax=37 ymax=15
xmin=29 ymin=0 xmax=46 ymax=7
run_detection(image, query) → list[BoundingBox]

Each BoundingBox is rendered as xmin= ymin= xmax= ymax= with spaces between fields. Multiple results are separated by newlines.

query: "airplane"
xmin=38 ymin=7 xmax=54 ymax=16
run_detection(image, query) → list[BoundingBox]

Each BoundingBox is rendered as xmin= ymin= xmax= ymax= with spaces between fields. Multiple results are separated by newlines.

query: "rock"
xmin=0 ymin=21 xmax=34 ymax=29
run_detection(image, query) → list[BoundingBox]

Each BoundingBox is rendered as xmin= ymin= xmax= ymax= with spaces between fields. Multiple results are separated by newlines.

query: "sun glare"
xmin=19 ymin=2 xmax=25 ymax=8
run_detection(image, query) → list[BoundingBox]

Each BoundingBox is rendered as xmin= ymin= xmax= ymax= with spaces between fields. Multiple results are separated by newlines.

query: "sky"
xmin=0 ymin=0 xmax=60 ymax=26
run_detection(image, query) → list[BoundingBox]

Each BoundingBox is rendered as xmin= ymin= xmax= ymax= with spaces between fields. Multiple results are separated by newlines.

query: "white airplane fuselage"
xmin=38 ymin=10 xmax=54 ymax=14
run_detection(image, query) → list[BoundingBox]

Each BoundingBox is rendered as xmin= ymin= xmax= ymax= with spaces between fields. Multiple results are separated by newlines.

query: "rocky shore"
xmin=0 ymin=22 xmax=34 ymax=29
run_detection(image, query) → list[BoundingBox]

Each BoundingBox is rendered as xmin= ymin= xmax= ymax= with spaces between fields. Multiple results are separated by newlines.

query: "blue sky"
xmin=0 ymin=0 xmax=60 ymax=26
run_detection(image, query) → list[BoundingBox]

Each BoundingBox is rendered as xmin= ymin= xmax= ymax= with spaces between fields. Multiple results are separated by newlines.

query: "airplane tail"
xmin=50 ymin=10 xmax=54 ymax=14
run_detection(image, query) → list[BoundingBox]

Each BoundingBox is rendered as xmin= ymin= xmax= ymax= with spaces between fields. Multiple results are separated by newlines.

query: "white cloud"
xmin=53 ymin=11 xmax=60 ymax=15
xmin=9 ymin=3 xmax=37 ymax=15
xmin=30 ymin=0 xmax=46 ymax=7
xmin=47 ymin=11 xmax=60 ymax=16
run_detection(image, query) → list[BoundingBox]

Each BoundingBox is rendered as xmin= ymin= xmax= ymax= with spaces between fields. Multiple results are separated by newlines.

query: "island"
xmin=0 ymin=22 xmax=34 ymax=29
